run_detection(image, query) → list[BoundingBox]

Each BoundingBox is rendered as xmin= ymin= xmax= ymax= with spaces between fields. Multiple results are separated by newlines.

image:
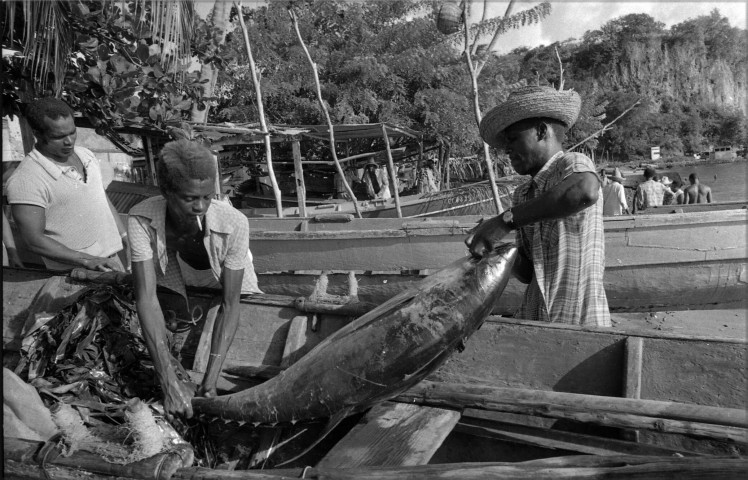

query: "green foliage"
xmin=1 ymin=0 xmax=214 ymax=130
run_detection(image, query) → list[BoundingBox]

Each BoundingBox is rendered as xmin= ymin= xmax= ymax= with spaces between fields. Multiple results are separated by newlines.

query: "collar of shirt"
xmin=134 ymin=196 xmax=236 ymax=278
xmin=28 ymin=147 xmax=92 ymax=181
xmin=515 ymin=150 xmax=565 ymax=199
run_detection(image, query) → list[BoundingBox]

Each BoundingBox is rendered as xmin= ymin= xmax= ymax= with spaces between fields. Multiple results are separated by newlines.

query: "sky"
xmin=477 ymin=1 xmax=748 ymax=54
xmin=195 ymin=1 xmax=747 ymax=53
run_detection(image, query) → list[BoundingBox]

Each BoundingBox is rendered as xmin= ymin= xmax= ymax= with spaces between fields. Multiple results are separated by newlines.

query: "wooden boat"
xmin=3 ymin=266 xmax=746 ymax=478
xmin=244 ymin=208 xmax=748 ymax=313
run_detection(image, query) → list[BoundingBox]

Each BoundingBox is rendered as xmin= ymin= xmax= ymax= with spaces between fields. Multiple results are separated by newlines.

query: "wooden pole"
xmin=381 ymin=124 xmax=402 ymax=218
xmin=462 ymin=1 xmax=503 ymax=213
xmin=144 ymin=136 xmax=158 ymax=186
xmin=288 ymin=8 xmax=362 ymax=218
xmin=398 ymin=381 xmax=748 ymax=427
xmin=291 ymin=140 xmax=307 ymax=217
xmin=235 ymin=1 xmax=284 ymax=218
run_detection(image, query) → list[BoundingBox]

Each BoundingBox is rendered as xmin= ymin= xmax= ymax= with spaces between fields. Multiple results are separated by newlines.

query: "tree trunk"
xmin=190 ymin=1 xmax=231 ymax=124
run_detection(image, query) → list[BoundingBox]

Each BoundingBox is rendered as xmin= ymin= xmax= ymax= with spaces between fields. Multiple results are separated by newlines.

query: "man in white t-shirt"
xmin=600 ymin=167 xmax=629 ymax=216
xmin=6 ymin=98 xmax=127 ymax=271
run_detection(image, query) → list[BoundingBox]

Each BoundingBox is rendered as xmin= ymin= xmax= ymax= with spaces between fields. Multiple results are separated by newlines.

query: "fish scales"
xmin=192 ymin=243 xmax=517 ymax=424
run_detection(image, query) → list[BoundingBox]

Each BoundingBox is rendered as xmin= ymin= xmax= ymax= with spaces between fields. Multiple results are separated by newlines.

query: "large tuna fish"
xmin=192 ymin=243 xmax=517 ymax=424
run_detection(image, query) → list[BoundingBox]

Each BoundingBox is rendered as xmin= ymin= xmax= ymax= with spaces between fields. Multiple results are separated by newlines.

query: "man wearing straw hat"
xmin=466 ymin=85 xmax=610 ymax=327
xmin=600 ymin=167 xmax=629 ymax=216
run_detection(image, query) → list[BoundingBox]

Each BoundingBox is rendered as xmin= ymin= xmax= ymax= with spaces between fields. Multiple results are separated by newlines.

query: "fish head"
xmin=470 ymin=242 xmax=518 ymax=306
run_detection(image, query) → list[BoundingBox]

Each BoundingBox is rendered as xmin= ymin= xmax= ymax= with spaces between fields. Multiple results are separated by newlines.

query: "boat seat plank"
xmin=317 ymin=402 xmax=460 ymax=468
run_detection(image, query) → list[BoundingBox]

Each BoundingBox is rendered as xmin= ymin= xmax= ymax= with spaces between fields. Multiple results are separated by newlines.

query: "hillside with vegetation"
xmin=501 ymin=10 xmax=747 ymax=162
xmin=2 ymin=1 xmax=745 ymax=165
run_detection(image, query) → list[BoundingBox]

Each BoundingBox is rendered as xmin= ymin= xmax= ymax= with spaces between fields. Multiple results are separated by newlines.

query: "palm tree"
xmin=2 ymin=0 xmax=195 ymax=99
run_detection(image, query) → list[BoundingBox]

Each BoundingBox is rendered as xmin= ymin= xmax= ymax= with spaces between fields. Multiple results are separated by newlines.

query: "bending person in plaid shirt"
xmin=128 ymin=139 xmax=262 ymax=421
xmin=466 ymin=86 xmax=610 ymax=327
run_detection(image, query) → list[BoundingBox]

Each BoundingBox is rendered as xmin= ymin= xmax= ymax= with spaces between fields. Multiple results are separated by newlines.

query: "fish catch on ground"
xmin=192 ymin=243 xmax=518 ymax=424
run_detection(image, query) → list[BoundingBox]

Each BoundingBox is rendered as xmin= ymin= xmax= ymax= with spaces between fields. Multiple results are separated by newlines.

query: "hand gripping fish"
xmin=192 ymin=243 xmax=517 ymax=428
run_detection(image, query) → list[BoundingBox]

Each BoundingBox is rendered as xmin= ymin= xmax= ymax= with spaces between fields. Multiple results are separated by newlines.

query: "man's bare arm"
xmin=199 ymin=268 xmax=244 ymax=397
xmin=132 ymin=260 xmax=194 ymax=419
xmin=466 ymin=172 xmax=600 ymax=258
xmin=11 ymin=203 xmax=120 ymax=270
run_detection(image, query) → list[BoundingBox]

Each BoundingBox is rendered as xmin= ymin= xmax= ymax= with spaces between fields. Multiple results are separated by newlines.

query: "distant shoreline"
xmin=603 ymin=156 xmax=747 ymax=172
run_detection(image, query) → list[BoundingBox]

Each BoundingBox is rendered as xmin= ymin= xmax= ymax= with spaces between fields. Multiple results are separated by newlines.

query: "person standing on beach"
xmin=634 ymin=167 xmax=672 ymax=211
xmin=466 ymin=85 xmax=610 ymax=327
xmin=600 ymin=167 xmax=629 ymax=215
xmin=683 ymin=173 xmax=713 ymax=204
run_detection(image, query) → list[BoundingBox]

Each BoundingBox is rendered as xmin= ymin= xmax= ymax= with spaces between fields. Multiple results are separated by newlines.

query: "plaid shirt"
xmin=634 ymin=180 xmax=672 ymax=210
xmin=513 ymin=151 xmax=610 ymax=326
xmin=128 ymin=196 xmax=262 ymax=299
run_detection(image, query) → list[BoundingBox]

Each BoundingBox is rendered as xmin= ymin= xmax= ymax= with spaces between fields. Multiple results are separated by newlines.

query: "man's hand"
xmin=162 ymin=379 xmax=197 ymax=422
xmin=197 ymin=383 xmax=218 ymax=398
xmin=83 ymin=256 xmax=123 ymax=272
xmin=465 ymin=216 xmax=513 ymax=258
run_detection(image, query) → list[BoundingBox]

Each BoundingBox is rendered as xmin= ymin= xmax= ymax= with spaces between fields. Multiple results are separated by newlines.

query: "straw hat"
xmin=365 ymin=160 xmax=378 ymax=168
xmin=660 ymin=175 xmax=673 ymax=185
xmin=479 ymin=86 xmax=582 ymax=148
xmin=608 ymin=167 xmax=625 ymax=183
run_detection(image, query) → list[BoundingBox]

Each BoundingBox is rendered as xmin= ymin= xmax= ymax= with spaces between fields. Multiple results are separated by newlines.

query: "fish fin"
xmin=273 ymin=407 xmax=354 ymax=467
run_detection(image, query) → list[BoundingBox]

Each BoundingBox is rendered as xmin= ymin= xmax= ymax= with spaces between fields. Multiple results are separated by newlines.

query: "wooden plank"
xmin=291 ymin=140 xmax=307 ymax=218
xmin=191 ymin=297 xmax=223 ymax=373
xmin=280 ymin=315 xmax=308 ymax=368
xmin=317 ymin=402 xmax=460 ymax=468
xmin=455 ymin=415 xmax=700 ymax=457
xmin=270 ymin=456 xmax=748 ymax=480
xmin=623 ymin=337 xmax=644 ymax=442
xmin=256 ymin=257 xmax=748 ymax=312
xmin=397 ymin=380 xmax=748 ymax=432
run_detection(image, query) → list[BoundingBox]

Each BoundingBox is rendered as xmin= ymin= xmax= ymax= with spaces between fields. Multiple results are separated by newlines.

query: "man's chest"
xmin=165 ymin=227 xmax=211 ymax=269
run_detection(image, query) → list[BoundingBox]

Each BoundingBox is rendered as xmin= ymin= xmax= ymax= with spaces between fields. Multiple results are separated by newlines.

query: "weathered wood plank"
xmin=269 ymin=456 xmax=748 ymax=480
xmin=454 ymin=415 xmax=699 ymax=457
xmin=317 ymin=402 xmax=460 ymax=468
xmin=623 ymin=337 xmax=644 ymax=442
xmin=394 ymin=382 xmax=748 ymax=432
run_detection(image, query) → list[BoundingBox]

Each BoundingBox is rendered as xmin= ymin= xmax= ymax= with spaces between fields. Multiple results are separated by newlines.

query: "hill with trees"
xmin=2 ymin=1 xmax=745 ymax=165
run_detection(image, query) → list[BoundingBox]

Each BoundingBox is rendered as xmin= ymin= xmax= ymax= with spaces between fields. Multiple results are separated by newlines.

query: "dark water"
xmin=669 ymin=162 xmax=747 ymax=202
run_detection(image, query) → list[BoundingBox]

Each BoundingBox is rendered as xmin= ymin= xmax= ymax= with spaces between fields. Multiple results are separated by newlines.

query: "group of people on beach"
xmin=597 ymin=165 xmax=713 ymax=215
xmin=0 ymin=86 xmax=715 ymax=420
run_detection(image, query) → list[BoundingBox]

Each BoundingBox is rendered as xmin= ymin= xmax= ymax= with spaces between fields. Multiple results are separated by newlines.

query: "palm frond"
xmin=18 ymin=0 xmax=73 ymax=97
xmin=130 ymin=0 xmax=194 ymax=70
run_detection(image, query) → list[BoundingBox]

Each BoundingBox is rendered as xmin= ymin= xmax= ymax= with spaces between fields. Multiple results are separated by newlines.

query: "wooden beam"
xmin=381 ymin=124 xmax=402 ymax=218
xmin=623 ymin=336 xmax=644 ymax=442
xmin=268 ymin=456 xmax=748 ymax=480
xmin=455 ymin=415 xmax=700 ymax=457
xmin=291 ymin=140 xmax=307 ymax=218
xmin=280 ymin=315 xmax=308 ymax=368
xmin=191 ymin=296 xmax=223 ymax=373
xmin=317 ymin=402 xmax=460 ymax=468
xmin=394 ymin=381 xmax=748 ymax=431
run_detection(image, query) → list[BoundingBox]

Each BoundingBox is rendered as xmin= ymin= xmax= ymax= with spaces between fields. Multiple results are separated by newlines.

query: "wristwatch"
xmin=502 ymin=209 xmax=516 ymax=229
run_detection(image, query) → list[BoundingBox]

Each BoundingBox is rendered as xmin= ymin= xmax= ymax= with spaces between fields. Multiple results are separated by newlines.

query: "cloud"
xmin=483 ymin=1 xmax=747 ymax=53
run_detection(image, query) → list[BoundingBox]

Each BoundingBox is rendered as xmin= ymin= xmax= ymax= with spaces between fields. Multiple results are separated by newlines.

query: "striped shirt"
xmin=513 ymin=151 xmax=611 ymax=327
xmin=6 ymin=147 xmax=122 ymax=269
xmin=128 ymin=196 xmax=262 ymax=298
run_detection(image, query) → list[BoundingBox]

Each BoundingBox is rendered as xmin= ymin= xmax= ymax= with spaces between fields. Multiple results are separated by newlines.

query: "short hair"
xmin=600 ymin=168 xmax=608 ymax=177
xmin=643 ymin=167 xmax=656 ymax=179
xmin=25 ymin=98 xmax=74 ymax=132
xmin=689 ymin=173 xmax=698 ymax=183
xmin=671 ymin=180 xmax=681 ymax=189
xmin=157 ymin=140 xmax=216 ymax=193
